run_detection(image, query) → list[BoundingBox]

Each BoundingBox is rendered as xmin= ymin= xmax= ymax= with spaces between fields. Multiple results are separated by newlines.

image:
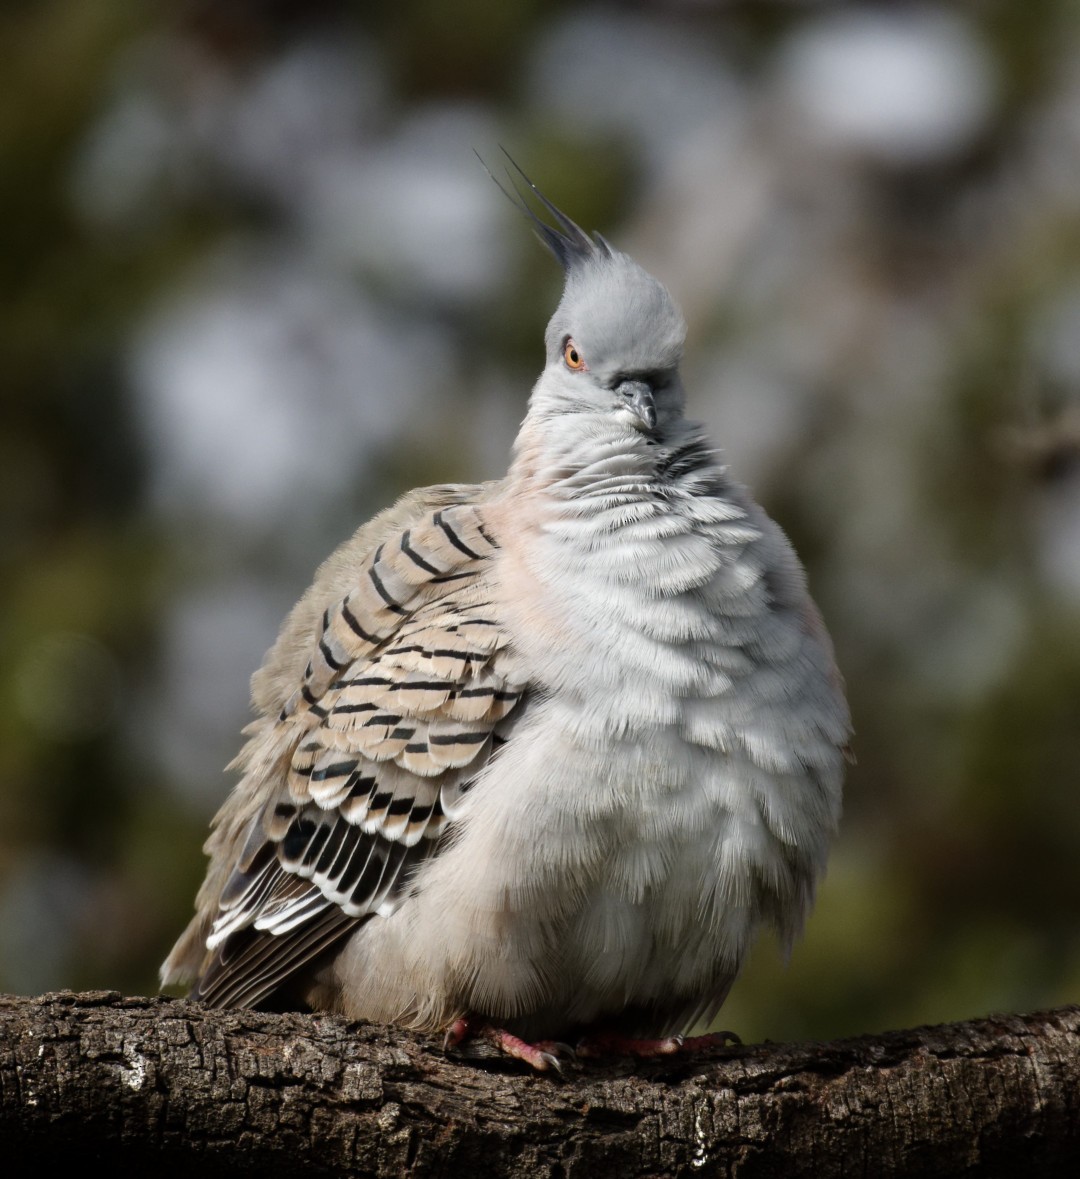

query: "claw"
xmin=494 ymin=1030 xmax=562 ymax=1072
xmin=444 ymin=1017 xmax=572 ymax=1073
xmin=538 ymin=1050 xmax=562 ymax=1074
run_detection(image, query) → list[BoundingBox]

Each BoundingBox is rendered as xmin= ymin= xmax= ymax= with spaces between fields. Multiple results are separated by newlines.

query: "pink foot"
xmin=444 ymin=1017 xmax=570 ymax=1073
xmin=576 ymin=1029 xmax=741 ymax=1059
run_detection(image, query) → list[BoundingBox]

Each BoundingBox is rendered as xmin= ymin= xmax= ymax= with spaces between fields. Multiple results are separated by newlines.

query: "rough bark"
xmin=1 ymin=992 xmax=1077 ymax=1177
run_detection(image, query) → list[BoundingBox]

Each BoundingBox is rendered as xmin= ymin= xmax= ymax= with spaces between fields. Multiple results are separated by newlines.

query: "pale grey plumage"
xmin=162 ymin=173 xmax=850 ymax=1046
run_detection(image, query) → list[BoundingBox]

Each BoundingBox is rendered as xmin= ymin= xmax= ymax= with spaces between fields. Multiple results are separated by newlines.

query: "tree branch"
xmin=1 ymin=992 xmax=1078 ymax=1176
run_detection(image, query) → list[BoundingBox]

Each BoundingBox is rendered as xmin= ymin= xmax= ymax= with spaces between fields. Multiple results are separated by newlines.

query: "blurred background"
xmin=2 ymin=0 xmax=1079 ymax=1045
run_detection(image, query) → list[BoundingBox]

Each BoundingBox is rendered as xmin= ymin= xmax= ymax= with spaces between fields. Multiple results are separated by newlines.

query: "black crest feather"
xmin=476 ymin=148 xmax=611 ymax=271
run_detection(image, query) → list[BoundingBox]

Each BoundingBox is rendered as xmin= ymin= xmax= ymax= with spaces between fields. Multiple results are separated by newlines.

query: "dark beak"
xmin=615 ymin=379 xmax=657 ymax=432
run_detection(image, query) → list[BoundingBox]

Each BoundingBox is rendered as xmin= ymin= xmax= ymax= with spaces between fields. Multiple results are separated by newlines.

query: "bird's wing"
xmin=185 ymin=500 xmax=525 ymax=1009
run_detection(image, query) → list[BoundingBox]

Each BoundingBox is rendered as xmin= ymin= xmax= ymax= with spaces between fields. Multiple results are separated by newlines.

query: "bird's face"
xmin=536 ymin=252 xmax=688 ymax=438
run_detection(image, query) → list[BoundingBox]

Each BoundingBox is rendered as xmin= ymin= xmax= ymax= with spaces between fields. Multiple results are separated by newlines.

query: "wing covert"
xmin=191 ymin=502 xmax=525 ymax=1008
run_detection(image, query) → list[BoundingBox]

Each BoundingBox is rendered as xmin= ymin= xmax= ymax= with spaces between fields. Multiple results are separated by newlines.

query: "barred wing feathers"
xmin=185 ymin=500 xmax=525 ymax=1009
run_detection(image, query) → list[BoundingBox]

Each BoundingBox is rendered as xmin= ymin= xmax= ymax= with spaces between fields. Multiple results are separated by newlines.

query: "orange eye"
xmin=563 ymin=339 xmax=586 ymax=371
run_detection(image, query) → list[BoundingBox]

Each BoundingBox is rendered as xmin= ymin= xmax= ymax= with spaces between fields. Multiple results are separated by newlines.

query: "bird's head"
xmin=542 ymin=244 xmax=687 ymax=438
xmin=492 ymin=159 xmax=687 ymax=440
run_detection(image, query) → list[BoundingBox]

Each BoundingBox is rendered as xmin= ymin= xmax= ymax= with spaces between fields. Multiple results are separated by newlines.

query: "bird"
xmin=161 ymin=161 xmax=852 ymax=1070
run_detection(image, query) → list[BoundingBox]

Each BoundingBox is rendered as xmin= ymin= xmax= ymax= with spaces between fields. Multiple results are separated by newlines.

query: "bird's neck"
xmin=491 ymin=411 xmax=736 ymax=562
xmin=504 ymin=412 xmax=678 ymax=501
xmin=486 ymin=413 xmax=753 ymax=717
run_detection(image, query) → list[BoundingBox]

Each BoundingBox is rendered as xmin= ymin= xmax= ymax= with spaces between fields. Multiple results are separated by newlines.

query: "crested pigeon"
xmin=161 ymin=165 xmax=851 ymax=1069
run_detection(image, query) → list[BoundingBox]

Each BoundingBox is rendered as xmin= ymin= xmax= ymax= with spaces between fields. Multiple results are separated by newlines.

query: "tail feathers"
xmin=159 ymin=913 xmax=211 ymax=989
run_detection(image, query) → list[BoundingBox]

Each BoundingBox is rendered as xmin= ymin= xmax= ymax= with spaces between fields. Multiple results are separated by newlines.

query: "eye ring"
xmin=563 ymin=338 xmax=587 ymax=371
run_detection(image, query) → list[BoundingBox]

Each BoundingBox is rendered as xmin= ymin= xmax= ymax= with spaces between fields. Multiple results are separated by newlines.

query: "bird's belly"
xmin=388 ymin=693 xmax=777 ymax=1032
xmin=346 ymin=591 xmax=838 ymax=1036
xmin=540 ymin=713 xmax=765 ymax=1028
